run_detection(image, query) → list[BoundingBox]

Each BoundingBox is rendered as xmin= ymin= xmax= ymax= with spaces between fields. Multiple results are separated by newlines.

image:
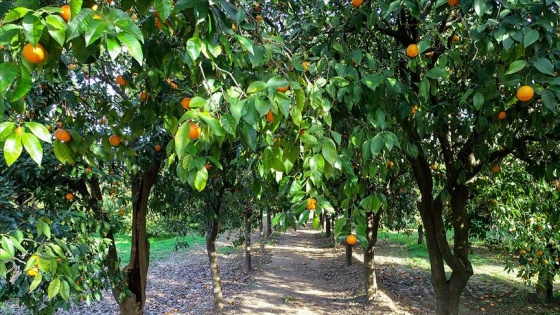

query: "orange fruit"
xmin=66 ymin=193 xmax=74 ymax=201
xmin=351 ymin=0 xmax=363 ymax=8
xmin=99 ymin=117 xmax=106 ymax=125
xmin=498 ymin=111 xmax=507 ymax=120
xmin=57 ymin=129 xmax=72 ymax=142
xmin=181 ymin=97 xmax=191 ymax=110
xmin=22 ymin=43 xmax=46 ymax=64
xmin=60 ymin=5 xmax=71 ymax=22
xmin=536 ymin=250 xmax=543 ymax=257
xmin=492 ymin=164 xmax=500 ymax=173
xmin=27 ymin=267 xmax=39 ymax=277
xmin=119 ymin=209 xmax=125 ymax=216
xmin=276 ymin=84 xmax=289 ymax=92
xmin=517 ymin=85 xmax=534 ymax=101
xmin=85 ymin=167 xmax=92 ymax=174
xmin=386 ymin=161 xmax=394 ymax=168
xmin=302 ymin=61 xmax=309 ymax=71
xmin=256 ymin=15 xmax=263 ymax=23
xmin=431 ymin=163 xmax=437 ymax=170
xmin=189 ymin=123 xmax=201 ymax=140
xmin=410 ymin=105 xmax=418 ymax=115
xmin=306 ymin=198 xmax=317 ymax=210
xmin=116 ymin=75 xmax=127 ymax=86
xmin=300 ymin=129 xmax=306 ymax=135
xmin=452 ymin=35 xmax=460 ymax=42
xmin=109 ymin=135 xmax=121 ymax=146
xmin=156 ymin=18 xmax=162 ymax=29
xmin=346 ymin=234 xmax=358 ymax=245
xmin=406 ymin=44 xmax=419 ymax=58
xmin=519 ymin=249 xmax=527 ymax=255
xmin=154 ymin=144 xmax=162 ymax=152
xmin=447 ymin=0 xmax=459 ymax=6
xmin=204 ymin=163 xmax=211 ymax=170
xmin=140 ymin=91 xmax=149 ymax=101
xmin=266 ymin=110 xmax=274 ymax=123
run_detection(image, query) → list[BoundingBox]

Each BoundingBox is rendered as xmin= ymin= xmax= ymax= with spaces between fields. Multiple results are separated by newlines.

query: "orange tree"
xmin=263 ymin=0 xmax=560 ymax=314
xmin=0 ymin=0 xmax=300 ymax=314
xmin=474 ymin=158 xmax=560 ymax=302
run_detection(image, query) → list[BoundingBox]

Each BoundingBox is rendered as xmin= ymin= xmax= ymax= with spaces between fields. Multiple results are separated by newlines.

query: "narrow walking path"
xmin=235 ymin=225 xmax=413 ymax=315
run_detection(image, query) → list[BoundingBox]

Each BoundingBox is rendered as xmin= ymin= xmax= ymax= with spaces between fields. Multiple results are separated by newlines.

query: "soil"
xmin=2 ymin=225 xmax=560 ymax=315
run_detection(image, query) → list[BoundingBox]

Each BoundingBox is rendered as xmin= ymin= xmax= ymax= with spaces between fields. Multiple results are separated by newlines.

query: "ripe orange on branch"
xmin=498 ymin=111 xmax=507 ymax=120
xmin=56 ymin=129 xmax=72 ymax=142
xmin=266 ymin=110 xmax=274 ymax=123
xmin=65 ymin=193 xmax=74 ymax=201
xmin=306 ymin=198 xmax=317 ymax=210
xmin=116 ymin=75 xmax=127 ymax=86
xmin=346 ymin=234 xmax=358 ymax=245
xmin=60 ymin=5 xmax=71 ymax=22
xmin=22 ymin=43 xmax=46 ymax=64
xmin=154 ymin=144 xmax=162 ymax=152
xmin=189 ymin=123 xmax=201 ymax=139
xmin=302 ymin=61 xmax=309 ymax=71
xmin=351 ymin=0 xmax=363 ymax=8
xmin=276 ymin=84 xmax=289 ymax=92
xmin=517 ymin=85 xmax=534 ymax=101
xmin=447 ymin=0 xmax=459 ymax=6
xmin=181 ymin=97 xmax=191 ymax=110
xmin=109 ymin=134 xmax=121 ymax=146
xmin=406 ymin=44 xmax=419 ymax=58
xmin=140 ymin=91 xmax=149 ymax=101
xmin=491 ymin=165 xmax=500 ymax=173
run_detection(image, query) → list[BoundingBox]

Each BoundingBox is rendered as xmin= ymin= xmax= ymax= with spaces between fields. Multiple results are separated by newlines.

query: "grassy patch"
xmin=115 ymin=234 xmax=205 ymax=265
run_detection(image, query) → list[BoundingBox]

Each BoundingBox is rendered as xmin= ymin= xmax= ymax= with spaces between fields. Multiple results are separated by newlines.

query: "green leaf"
xmin=174 ymin=122 xmax=191 ymax=158
xmin=523 ymin=29 xmax=539 ymax=48
xmin=22 ymin=133 xmax=43 ymax=165
xmin=426 ymin=66 xmax=448 ymax=79
xmin=505 ymin=60 xmax=526 ymax=75
xmin=29 ymin=272 xmax=42 ymax=292
xmin=266 ymin=76 xmax=289 ymax=88
xmin=45 ymin=15 xmax=67 ymax=46
xmin=3 ymin=7 xmax=31 ymax=23
xmin=4 ymin=134 xmax=23 ymax=166
xmin=541 ymin=89 xmax=556 ymax=113
xmin=199 ymin=115 xmax=225 ymax=137
xmin=0 ymin=24 xmax=22 ymax=45
xmin=194 ymin=167 xmax=208 ymax=192
xmin=66 ymin=9 xmax=93 ymax=41
xmin=235 ymin=35 xmax=254 ymax=54
xmin=0 ymin=63 xmax=19 ymax=92
xmin=321 ymin=138 xmax=338 ymax=166
xmin=333 ymin=43 xmax=344 ymax=53
xmin=0 ymin=249 xmax=11 ymax=260
xmin=0 ymin=122 xmax=14 ymax=139
xmin=473 ymin=92 xmax=484 ymax=111
xmin=22 ymin=14 xmax=44 ymax=46
xmin=220 ymin=114 xmax=237 ymax=135
xmin=53 ymin=141 xmax=75 ymax=165
xmin=370 ymin=134 xmax=384 ymax=157
xmin=155 ymin=0 xmax=173 ymax=21
xmin=10 ymin=66 xmax=31 ymax=102
xmin=25 ymin=122 xmax=52 ymax=143
xmin=69 ymin=0 xmax=83 ymax=20
xmin=114 ymin=15 xmax=143 ymax=42
xmin=1 ymin=237 xmax=14 ymax=257
xmin=532 ymin=58 xmax=554 ymax=75
xmin=474 ymin=0 xmax=487 ymax=17
xmin=247 ymin=81 xmax=266 ymax=94
xmin=84 ymin=19 xmax=107 ymax=46
xmin=106 ymin=36 xmax=121 ymax=61
xmin=186 ymin=37 xmax=202 ymax=62
xmin=117 ymin=33 xmax=143 ymax=65
xmin=362 ymin=74 xmax=384 ymax=91
xmin=47 ymin=277 xmax=61 ymax=300
xmin=59 ymin=280 xmax=70 ymax=301
xmin=310 ymin=154 xmax=325 ymax=178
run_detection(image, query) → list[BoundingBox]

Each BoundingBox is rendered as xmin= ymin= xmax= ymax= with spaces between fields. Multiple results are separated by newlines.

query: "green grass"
xmin=114 ymin=234 xmax=205 ymax=266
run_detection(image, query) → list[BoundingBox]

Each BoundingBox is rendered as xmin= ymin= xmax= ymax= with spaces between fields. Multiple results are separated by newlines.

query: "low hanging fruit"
xmin=181 ymin=97 xmax=191 ymax=110
xmin=109 ymin=134 xmax=121 ymax=146
xmin=346 ymin=234 xmax=358 ymax=245
xmin=22 ymin=43 xmax=46 ymax=64
xmin=498 ymin=111 xmax=507 ymax=120
xmin=517 ymin=85 xmax=534 ymax=101
xmin=306 ymin=198 xmax=317 ymax=210
xmin=60 ymin=5 xmax=71 ymax=22
xmin=189 ymin=123 xmax=201 ymax=139
xmin=56 ymin=129 xmax=72 ymax=142
xmin=406 ymin=44 xmax=419 ymax=58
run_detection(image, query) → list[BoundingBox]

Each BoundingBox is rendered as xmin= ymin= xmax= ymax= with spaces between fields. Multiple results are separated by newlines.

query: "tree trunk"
xmin=266 ymin=208 xmax=272 ymax=237
xmin=319 ymin=211 xmax=324 ymax=230
xmin=536 ymin=270 xmax=553 ymax=302
xmin=207 ymin=212 xmax=223 ymax=313
xmin=325 ymin=215 xmax=331 ymax=238
xmin=364 ymin=209 xmax=383 ymax=302
xmin=118 ymin=158 xmax=161 ymax=315
xmin=345 ymin=243 xmax=352 ymax=267
xmin=259 ymin=208 xmax=265 ymax=253
xmin=244 ymin=208 xmax=252 ymax=273
xmin=418 ymin=224 xmax=424 ymax=244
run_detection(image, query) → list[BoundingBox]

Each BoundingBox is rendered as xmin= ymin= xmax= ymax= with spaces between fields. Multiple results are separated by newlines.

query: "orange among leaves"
xmin=189 ymin=123 xmax=201 ymax=140
xmin=351 ymin=0 xmax=363 ymax=8
xmin=22 ymin=43 xmax=46 ymax=64
xmin=492 ymin=164 xmax=500 ymax=173
xmin=140 ymin=91 xmax=149 ymax=101
xmin=536 ymin=250 xmax=543 ymax=257
xmin=276 ymin=84 xmax=289 ymax=92
xmin=256 ymin=15 xmax=263 ymax=23
xmin=302 ymin=61 xmax=309 ymax=71
xmin=447 ymin=0 xmax=459 ymax=6
xmin=60 ymin=5 xmax=71 ymax=22
xmin=181 ymin=97 xmax=191 ymax=110
xmin=346 ymin=234 xmax=358 ymax=245
xmin=65 ymin=193 xmax=74 ymax=201
xmin=205 ymin=163 xmax=211 ymax=170
xmin=119 ymin=209 xmax=125 ymax=216
xmin=154 ymin=144 xmax=162 ymax=152
xmin=306 ymin=198 xmax=317 ymax=210
xmin=517 ymin=85 xmax=534 ymax=101
xmin=109 ymin=134 xmax=121 ymax=147
xmin=452 ymin=35 xmax=460 ymax=42
xmin=498 ymin=111 xmax=507 ymax=120
xmin=57 ymin=129 xmax=72 ymax=142
xmin=406 ymin=44 xmax=419 ymax=58
xmin=266 ymin=110 xmax=274 ymax=123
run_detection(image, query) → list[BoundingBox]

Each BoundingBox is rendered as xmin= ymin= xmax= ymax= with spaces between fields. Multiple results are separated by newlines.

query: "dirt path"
xmin=235 ymin=225 xmax=415 ymax=315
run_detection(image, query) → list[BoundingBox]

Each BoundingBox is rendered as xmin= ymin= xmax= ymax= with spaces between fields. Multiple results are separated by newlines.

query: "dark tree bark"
xmin=364 ymin=208 xmax=383 ymax=303
xmin=319 ymin=211 xmax=324 ymax=230
xmin=536 ymin=270 xmax=553 ymax=302
xmin=325 ymin=215 xmax=331 ymax=238
xmin=418 ymin=224 xmax=424 ymax=244
xmin=266 ymin=208 xmax=272 ymax=237
xmin=345 ymin=243 xmax=352 ymax=267
xmin=259 ymin=207 xmax=265 ymax=253
xmin=206 ymin=208 xmax=223 ymax=313
xmin=244 ymin=207 xmax=252 ymax=273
